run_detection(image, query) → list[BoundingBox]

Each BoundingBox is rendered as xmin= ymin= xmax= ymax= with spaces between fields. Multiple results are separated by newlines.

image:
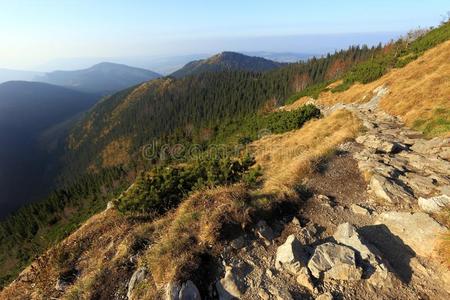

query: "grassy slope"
xmin=287 ymin=40 xmax=450 ymax=137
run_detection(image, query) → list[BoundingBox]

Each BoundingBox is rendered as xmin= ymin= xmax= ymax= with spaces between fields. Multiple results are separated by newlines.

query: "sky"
xmin=0 ymin=0 xmax=448 ymax=70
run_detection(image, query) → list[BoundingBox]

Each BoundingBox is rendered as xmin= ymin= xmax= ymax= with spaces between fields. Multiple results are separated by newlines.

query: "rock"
xmin=398 ymin=152 xmax=450 ymax=175
xmin=296 ymin=267 xmax=315 ymax=291
xmin=127 ymin=267 xmax=147 ymax=299
xmin=291 ymin=216 xmax=301 ymax=226
xmin=351 ymin=204 xmax=370 ymax=216
xmin=106 ymin=201 xmax=115 ymax=210
xmin=315 ymin=292 xmax=334 ymax=300
xmin=333 ymin=223 xmax=375 ymax=261
xmin=317 ymin=195 xmax=334 ymax=207
xmin=317 ymin=194 xmax=330 ymax=202
xmin=355 ymin=135 xmax=403 ymax=154
xmin=216 ymin=265 xmax=246 ymax=300
xmin=317 ymin=195 xmax=335 ymax=207
xmin=439 ymin=147 xmax=450 ymax=161
xmin=333 ymin=223 xmax=392 ymax=285
xmin=369 ymin=175 xmax=413 ymax=203
xmin=418 ymin=195 xmax=450 ymax=213
xmin=166 ymin=281 xmax=181 ymax=300
xmin=256 ymin=220 xmax=275 ymax=245
xmin=268 ymin=285 xmax=293 ymax=300
xmin=179 ymin=281 xmax=201 ymax=300
xmin=376 ymin=211 xmax=447 ymax=257
xmin=399 ymin=173 xmax=440 ymax=195
xmin=307 ymin=242 xmax=362 ymax=281
xmin=230 ymin=236 xmax=246 ymax=250
xmin=275 ymin=234 xmax=307 ymax=274
xmin=441 ymin=185 xmax=450 ymax=196
xmin=258 ymin=289 xmax=270 ymax=300
xmin=410 ymin=138 xmax=450 ymax=156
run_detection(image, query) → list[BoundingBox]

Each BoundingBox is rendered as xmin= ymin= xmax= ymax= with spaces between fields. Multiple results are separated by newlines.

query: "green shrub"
xmin=116 ymin=154 xmax=256 ymax=214
xmin=265 ymin=104 xmax=321 ymax=134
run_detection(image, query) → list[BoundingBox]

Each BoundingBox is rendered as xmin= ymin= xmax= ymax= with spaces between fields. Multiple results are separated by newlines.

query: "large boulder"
xmin=376 ymin=211 xmax=446 ymax=257
xmin=307 ymin=242 xmax=362 ymax=281
xmin=333 ymin=223 xmax=392 ymax=286
xmin=418 ymin=195 xmax=450 ymax=213
xmin=127 ymin=267 xmax=147 ymax=299
xmin=333 ymin=223 xmax=376 ymax=261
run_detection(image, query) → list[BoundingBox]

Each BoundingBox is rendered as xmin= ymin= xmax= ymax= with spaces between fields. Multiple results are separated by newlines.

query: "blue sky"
xmin=0 ymin=0 xmax=448 ymax=70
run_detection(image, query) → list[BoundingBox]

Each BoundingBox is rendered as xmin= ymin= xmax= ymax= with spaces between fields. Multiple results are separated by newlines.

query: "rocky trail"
xmin=202 ymin=86 xmax=450 ymax=300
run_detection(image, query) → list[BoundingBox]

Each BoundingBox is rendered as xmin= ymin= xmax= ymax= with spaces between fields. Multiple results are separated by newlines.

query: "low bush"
xmin=116 ymin=154 xmax=257 ymax=214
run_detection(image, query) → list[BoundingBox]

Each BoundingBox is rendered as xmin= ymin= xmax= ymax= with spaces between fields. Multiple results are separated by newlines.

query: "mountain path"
xmin=213 ymin=85 xmax=450 ymax=300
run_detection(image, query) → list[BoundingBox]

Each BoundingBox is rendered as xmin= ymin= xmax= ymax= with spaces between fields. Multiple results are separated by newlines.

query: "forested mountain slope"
xmin=64 ymin=45 xmax=383 ymax=177
xmin=170 ymin=51 xmax=283 ymax=78
xmin=0 ymin=81 xmax=97 ymax=218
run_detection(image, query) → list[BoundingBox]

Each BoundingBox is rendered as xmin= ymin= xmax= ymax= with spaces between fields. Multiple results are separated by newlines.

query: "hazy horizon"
xmin=0 ymin=0 xmax=448 ymax=71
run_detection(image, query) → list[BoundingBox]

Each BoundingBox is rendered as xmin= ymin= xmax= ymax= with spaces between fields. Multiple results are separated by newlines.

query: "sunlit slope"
xmin=288 ymin=40 xmax=450 ymax=137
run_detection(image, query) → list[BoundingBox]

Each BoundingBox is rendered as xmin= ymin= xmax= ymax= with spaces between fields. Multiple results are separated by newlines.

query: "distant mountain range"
xmin=170 ymin=52 xmax=284 ymax=78
xmin=243 ymin=51 xmax=315 ymax=63
xmin=0 ymin=68 xmax=43 ymax=83
xmin=0 ymin=81 xmax=98 ymax=217
xmin=35 ymin=62 xmax=161 ymax=95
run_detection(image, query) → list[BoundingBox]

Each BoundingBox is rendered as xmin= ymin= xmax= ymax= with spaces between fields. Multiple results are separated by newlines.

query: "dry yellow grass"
xmin=0 ymin=209 xmax=137 ymax=300
xmin=143 ymin=186 xmax=248 ymax=282
xmin=250 ymin=110 xmax=362 ymax=195
xmin=286 ymin=40 xmax=450 ymax=137
xmin=378 ymin=41 xmax=450 ymax=137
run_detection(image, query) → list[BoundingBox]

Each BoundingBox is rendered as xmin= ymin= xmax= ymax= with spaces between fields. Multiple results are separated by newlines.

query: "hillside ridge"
xmin=170 ymin=51 xmax=283 ymax=78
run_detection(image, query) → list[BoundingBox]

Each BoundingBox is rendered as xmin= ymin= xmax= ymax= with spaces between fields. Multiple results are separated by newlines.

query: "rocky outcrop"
xmin=307 ymin=242 xmax=362 ymax=281
xmin=350 ymin=99 xmax=450 ymax=208
xmin=376 ymin=211 xmax=446 ymax=257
